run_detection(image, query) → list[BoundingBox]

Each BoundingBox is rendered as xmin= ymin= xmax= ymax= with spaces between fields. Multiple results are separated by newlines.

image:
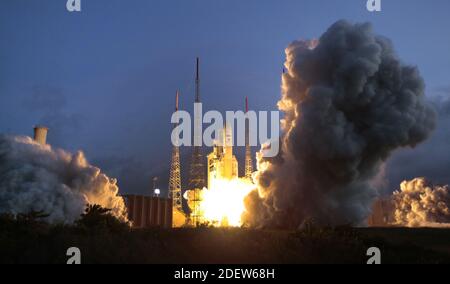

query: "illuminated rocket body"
xmin=207 ymin=124 xmax=238 ymax=189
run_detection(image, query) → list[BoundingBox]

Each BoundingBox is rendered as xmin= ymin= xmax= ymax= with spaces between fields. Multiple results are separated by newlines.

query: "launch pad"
xmin=168 ymin=58 xmax=256 ymax=228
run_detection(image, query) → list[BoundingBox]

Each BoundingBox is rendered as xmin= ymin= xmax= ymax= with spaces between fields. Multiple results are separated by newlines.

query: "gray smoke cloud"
xmin=386 ymin=93 xmax=450 ymax=189
xmin=244 ymin=20 xmax=436 ymax=228
xmin=0 ymin=135 xmax=128 ymax=224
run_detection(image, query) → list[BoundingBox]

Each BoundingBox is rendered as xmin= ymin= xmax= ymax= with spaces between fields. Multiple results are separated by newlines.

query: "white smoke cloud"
xmin=244 ymin=20 xmax=436 ymax=228
xmin=0 ymin=135 xmax=128 ymax=224
xmin=393 ymin=178 xmax=450 ymax=227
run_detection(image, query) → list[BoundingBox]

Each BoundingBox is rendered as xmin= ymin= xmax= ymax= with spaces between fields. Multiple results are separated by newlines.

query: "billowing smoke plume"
xmin=393 ymin=178 xmax=450 ymax=227
xmin=244 ymin=20 xmax=436 ymax=228
xmin=0 ymin=135 xmax=128 ymax=224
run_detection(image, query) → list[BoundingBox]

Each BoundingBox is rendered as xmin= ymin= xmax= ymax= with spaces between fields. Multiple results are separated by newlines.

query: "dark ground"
xmin=1 ymin=209 xmax=450 ymax=264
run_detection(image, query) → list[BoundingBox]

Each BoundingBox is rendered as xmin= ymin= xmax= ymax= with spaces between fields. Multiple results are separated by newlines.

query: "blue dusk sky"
xmin=1 ymin=0 xmax=449 ymax=194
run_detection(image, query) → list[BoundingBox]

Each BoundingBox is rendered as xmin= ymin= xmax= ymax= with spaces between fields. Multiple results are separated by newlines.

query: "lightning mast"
xmin=169 ymin=91 xmax=183 ymax=212
xmin=188 ymin=58 xmax=206 ymax=190
xmin=188 ymin=57 xmax=206 ymax=226
xmin=244 ymin=97 xmax=254 ymax=180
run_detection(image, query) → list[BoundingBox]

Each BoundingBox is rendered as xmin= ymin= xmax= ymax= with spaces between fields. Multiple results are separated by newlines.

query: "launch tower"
xmin=188 ymin=58 xmax=206 ymax=225
xmin=169 ymin=91 xmax=185 ymax=227
xmin=188 ymin=58 xmax=206 ymax=190
xmin=244 ymin=97 xmax=253 ymax=180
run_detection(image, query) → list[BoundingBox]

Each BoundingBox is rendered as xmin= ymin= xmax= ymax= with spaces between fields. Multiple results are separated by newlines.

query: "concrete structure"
xmin=33 ymin=126 xmax=48 ymax=145
xmin=367 ymin=198 xmax=395 ymax=227
xmin=123 ymin=195 xmax=172 ymax=229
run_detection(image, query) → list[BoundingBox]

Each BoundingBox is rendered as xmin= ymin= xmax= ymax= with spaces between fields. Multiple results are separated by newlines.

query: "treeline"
xmin=0 ymin=207 xmax=449 ymax=263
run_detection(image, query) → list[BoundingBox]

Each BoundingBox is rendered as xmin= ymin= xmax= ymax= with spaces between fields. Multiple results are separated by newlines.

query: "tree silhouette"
xmin=17 ymin=211 xmax=50 ymax=222
xmin=76 ymin=204 xmax=129 ymax=233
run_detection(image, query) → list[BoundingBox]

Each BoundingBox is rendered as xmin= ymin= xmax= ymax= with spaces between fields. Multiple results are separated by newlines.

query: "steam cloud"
xmin=393 ymin=178 xmax=450 ymax=227
xmin=0 ymin=135 xmax=128 ymax=224
xmin=244 ymin=20 xmax=436 ymax=228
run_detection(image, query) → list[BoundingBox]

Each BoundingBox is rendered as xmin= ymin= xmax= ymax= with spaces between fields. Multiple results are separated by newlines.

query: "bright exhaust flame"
xmin=199 ymin=178 xmax=255 ymax=227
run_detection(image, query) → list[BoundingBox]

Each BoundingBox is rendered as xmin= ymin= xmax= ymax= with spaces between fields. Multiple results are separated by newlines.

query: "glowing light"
xmin=199 ymin=178 xmax=255 ymax=227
